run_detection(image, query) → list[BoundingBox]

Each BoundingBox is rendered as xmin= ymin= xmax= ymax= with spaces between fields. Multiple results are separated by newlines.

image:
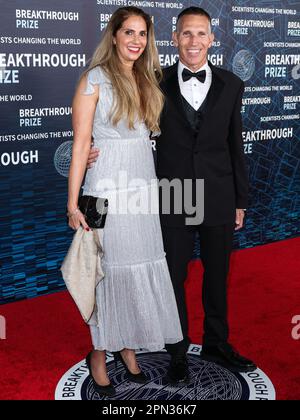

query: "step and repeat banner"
xmin=0 ymin=0 xmax=299 ymax=303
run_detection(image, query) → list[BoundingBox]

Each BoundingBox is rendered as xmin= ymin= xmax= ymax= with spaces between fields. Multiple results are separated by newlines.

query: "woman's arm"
xmin=67 ymin=75 xmax=99 ymax=230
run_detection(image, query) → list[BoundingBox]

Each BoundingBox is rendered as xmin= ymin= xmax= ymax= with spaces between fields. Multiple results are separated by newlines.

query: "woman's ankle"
xmin=121 ymin=349 xmax=141 ymax=374
xmin=90 ymin=350 xmax=110 ymax=385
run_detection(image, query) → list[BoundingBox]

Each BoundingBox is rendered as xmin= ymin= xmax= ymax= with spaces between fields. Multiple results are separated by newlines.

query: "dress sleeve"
xmin=82 ymin=67 xmax=101 ymax=95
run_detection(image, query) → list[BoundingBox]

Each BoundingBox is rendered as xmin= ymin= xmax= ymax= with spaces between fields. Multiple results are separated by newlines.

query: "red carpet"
xmin=1 ymin=237 xmax=300 ymax=400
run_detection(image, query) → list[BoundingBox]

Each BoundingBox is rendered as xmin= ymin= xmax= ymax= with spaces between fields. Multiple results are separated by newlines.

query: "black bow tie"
xmin=182 ymin=68 xmax=206 ymax=83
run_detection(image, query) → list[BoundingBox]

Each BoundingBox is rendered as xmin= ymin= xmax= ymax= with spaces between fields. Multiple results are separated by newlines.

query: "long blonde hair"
xmin=86 ymin=7 xmax=164 ymax=132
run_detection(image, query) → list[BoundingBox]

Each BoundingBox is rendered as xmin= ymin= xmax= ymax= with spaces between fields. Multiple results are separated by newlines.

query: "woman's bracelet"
xmin=67 ymin=207 xmax=80 ymax=218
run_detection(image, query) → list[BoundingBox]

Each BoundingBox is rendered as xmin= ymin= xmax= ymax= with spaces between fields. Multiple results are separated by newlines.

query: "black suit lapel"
xmin=162 ymin=64 xmax=192 ymax=131
xmin=205 ymin=62 xmax=225 ymax=114
xmin=193 ymin=63 xmax=226 ymax=147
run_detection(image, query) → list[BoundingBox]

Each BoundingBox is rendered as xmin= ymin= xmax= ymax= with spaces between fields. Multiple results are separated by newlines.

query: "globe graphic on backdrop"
xmin=54 ymin=141 xmax=73 ymax=177
xmin=232 ymin=50 xmax=255 ymax=81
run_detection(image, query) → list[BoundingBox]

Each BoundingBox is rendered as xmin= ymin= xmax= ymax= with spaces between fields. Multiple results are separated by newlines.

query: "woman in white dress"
xmin=67 ymin=7 xmax=182 ymax=396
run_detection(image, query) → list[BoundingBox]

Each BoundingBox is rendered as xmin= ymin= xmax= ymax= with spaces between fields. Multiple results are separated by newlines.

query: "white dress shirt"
xmin=178 ymin=61 xmax=212 ymax=111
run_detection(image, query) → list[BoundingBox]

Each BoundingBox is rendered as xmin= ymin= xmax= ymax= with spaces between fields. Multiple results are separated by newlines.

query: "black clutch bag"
xmin=78 ymin=195 xmax=108 ymax=229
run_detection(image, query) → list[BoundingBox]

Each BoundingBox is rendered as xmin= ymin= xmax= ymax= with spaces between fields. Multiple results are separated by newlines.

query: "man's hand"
xmin=235 ymin=209 xmax=245 ymax=230
xmin=87 ymin=146 xmax=100 ymax=169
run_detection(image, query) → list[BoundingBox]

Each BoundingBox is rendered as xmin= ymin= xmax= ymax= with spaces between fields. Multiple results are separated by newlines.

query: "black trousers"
xmin=162 ymin=223 xmax=235 ymax=356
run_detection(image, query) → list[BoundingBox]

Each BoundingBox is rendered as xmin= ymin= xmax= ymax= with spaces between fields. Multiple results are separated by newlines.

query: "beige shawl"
xmin=60 ymin=227 xmax=104 ymax=323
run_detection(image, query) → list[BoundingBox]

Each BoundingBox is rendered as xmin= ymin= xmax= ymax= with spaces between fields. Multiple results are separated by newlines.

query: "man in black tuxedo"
xmin=87 ymin=6 xmax=256 ymax=383
xmin=157 ymin=7 xmax=256 ymax=382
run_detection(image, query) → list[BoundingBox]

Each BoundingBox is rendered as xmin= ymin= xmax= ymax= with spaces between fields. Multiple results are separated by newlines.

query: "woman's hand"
xmin=87 ymin=146 xmax=100 ymax=169
xmin=68 ymin=207 xmax=90 ymax=231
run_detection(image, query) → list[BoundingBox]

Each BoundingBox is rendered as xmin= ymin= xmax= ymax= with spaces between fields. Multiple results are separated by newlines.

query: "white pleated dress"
xmin=82 ymin=66 xmax=183 ymax=352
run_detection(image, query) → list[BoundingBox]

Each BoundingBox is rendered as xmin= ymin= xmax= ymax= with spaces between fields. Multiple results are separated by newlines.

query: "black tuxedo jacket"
xmin=156 ymin=61 xmax=249 ymax=227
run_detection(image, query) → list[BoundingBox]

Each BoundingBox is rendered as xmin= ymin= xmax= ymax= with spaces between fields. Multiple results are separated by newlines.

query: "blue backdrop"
xmin=0 ymin=0 xmax=299 ymax=303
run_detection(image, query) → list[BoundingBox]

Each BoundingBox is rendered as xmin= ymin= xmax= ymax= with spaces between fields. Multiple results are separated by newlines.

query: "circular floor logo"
xmin=55 ymin=345 xmax=275 ymax=400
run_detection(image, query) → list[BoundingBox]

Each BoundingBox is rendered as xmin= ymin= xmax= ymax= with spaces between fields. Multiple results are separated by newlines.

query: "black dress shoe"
xmin=113 ymin=351 xmax=148 ymax=384
xmin=167 ymin=353 xmax=189 ymax=383
xmin=200 ymin=343 xmax=257 ymax=373
xmin=86 ymin=352 xmax=116 ymax=397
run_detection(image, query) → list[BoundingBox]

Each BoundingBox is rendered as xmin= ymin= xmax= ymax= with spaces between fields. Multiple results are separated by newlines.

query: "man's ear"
xmin=208 ymin=32 xmax=215 ymax=48
xmin=172 ymin=31 xmax=179 ymax=47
